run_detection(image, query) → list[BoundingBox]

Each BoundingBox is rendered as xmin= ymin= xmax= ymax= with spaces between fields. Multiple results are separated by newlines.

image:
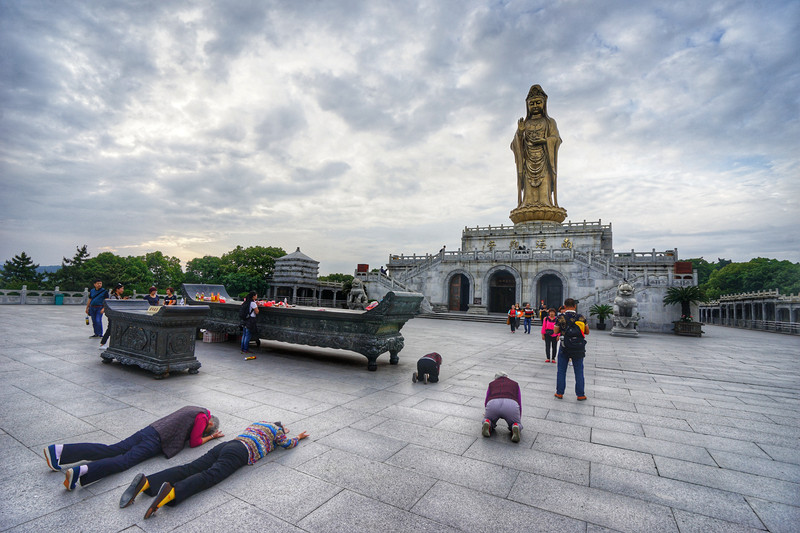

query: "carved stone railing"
xmin=461 ymin=219 xmax=612 ymax=237
xmin=0 ymin=286 xmax=88 ymax=305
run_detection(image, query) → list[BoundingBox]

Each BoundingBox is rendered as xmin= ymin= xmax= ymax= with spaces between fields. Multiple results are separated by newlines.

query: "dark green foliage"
xmin=50 ymin=245 xmax=92 ymax=290
xmin=701 ymin=258 xmax=800 ymax=300
xmin=589 ymin=304 xmax=613 ymax=322
xmin=184 ymin=256 xmax=225 ymax=284
xmin=1 ymin=251 xmax=43 ymax=288
xmin=663 ymin=286 xmax=706 ymax=318
xmin=318 ymin=273 xmax=353 ymax=283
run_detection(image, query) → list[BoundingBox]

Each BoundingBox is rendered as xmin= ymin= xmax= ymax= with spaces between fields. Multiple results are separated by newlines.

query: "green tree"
xmin=663 ymin=286 xmax=706 ymax=318
xmin=82 ymin=253 xmax=153 ymax=293
xmin=144 ymin=251 xmax=183 ymax=289
xmin=51 ymin=245 xmax=92 ymax=290
xmin=1 ymin=251 xmax=43 ymax=287
xmin=184 ymin=256 xmax=226 ymax=284
xmin=220 ymin=245 xmax=286 ymax=279
xmin=702 ymin=258 xmax=800 ymax=300
xmin=686 ymin=257 xmax=733 ymax=286
xmin=318 ymin=273 xmax=353 ymax=283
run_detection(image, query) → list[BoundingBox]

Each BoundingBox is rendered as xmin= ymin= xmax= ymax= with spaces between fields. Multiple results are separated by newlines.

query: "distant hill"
xmin=36 ymin=265 xmax=61 ymax=274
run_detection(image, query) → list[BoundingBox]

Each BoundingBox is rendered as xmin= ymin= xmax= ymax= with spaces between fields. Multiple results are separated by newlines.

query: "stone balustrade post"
xmin=21 ymin=285 xmax=27 ymax=305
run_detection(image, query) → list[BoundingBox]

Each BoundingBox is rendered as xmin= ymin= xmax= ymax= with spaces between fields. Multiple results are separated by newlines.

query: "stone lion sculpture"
xmin=348 ymin=278 xmax=368 ymax=310
xmin=613 ymin=282 xmax=637 ymax=318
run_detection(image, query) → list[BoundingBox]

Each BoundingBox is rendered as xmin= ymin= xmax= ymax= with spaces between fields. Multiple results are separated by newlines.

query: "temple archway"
xmin=448 ymin=273 xmax=470 ymax=312
xmin=537 ymin=274 xmax=563 ymax=311
xmin=488 ymin=270 xmax=516 ymax=313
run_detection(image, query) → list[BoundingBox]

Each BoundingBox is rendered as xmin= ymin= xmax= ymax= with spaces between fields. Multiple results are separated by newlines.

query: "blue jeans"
xmin=556 ymin=347 xmax=585 ymax=396
xmin=88 ymin=306 xmax=104 ymax=336
xmin=241 ymin=324 xmax=252 ymax=352
xmin=59 ymin=426 xmax=162 ymax=485
xmin=523 ymin=318 xmax=532 ymax=333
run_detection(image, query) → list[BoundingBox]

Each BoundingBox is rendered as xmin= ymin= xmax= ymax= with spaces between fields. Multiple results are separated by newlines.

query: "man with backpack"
xmin=553 ymin=298 xmax=589 ymax=401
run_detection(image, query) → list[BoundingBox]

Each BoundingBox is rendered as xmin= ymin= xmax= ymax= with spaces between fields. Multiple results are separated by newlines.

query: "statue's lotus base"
xmin=510 ymin=205 xmax=567 ymax=224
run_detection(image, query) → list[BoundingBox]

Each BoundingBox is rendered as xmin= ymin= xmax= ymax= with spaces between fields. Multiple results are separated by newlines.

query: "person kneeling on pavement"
xmin=481 ymin=372 xmax=522 ymax=443
xmin=119 ymin=421 xmax=309 ymax=519
xmin=412 ymin=352 xmax=442 ymax=384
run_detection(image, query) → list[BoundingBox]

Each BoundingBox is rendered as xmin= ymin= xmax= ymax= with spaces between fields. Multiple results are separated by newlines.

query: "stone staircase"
xmin=419 ymin=312 xmax=543 ymax=325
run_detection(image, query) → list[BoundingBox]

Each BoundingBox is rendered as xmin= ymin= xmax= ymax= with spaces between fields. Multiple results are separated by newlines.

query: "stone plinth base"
xmin=510 ymin=204 xmax=567 ymax=224
xmin=610 ymin=316 xmax=639 ymax=337
xmin=467 ymin=305 xmax=488 ymax=315
xmin=610 ymin=326 xmax=639 ymax=337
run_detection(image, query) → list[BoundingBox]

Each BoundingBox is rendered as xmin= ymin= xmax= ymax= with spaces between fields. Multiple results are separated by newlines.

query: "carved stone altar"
xmin=510 ymin=84 xmax=567 ymax=224
xmin=101 ymin=299 xmax=209 ymax=377
xmin=610 ymin=282 xmax=640 ymax=337
xmin=183 ymin=284 xmax=422 ymax=371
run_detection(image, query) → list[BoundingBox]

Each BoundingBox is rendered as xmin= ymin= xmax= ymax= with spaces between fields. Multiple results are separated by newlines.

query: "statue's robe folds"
xmin=511 ymin=116 xmax=561 ymax=208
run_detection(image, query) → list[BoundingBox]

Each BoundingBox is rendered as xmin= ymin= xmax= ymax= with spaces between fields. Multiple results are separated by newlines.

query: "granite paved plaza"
xmin=1 ymin=305 xmax=798 ymax=532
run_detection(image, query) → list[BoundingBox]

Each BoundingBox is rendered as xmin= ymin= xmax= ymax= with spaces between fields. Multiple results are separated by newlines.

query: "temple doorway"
xmin=448 ymin=274 xmax=470 ymax=312
xmin=489 ymin=271 xmax=516 ymax=313
xmin=538 ymin=274 xmax=563 ymax=311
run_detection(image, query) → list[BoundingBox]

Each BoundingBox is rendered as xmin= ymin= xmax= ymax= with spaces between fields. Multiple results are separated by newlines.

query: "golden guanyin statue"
xmin=510 ymin=84 xmax=567 ymax=224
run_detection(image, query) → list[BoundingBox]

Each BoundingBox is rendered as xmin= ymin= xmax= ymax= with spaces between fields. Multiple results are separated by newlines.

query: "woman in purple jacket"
xmin=481 ymin=372 xmax=522 ymax=442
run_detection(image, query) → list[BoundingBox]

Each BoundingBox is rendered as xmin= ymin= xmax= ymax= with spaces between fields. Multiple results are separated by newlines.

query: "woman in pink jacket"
xmin=541 ymin=308 xmax=559 ymax=363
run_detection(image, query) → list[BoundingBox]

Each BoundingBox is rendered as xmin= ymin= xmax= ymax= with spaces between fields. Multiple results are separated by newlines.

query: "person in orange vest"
xmin=514 ymin=303 xmax=523 ymax=330
xmin=507 ymin=305 xmax=518 ymax=333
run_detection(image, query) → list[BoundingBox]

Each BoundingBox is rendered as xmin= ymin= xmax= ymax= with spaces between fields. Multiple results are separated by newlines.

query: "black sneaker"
xmin=423 ymin=373 xmax=429 ymax=384
xmin=120 ymin=473 xmax=148 ymax=508
xmin=412 ymin=372 xmax=418 ymax=383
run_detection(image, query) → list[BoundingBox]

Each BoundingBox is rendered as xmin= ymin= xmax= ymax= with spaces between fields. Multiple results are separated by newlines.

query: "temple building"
xmin=383 ymin=84 xmax=696 ymax=333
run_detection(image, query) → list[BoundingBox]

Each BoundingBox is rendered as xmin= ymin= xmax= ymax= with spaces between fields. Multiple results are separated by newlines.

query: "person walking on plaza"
xmin=553 ymin=298 xmax=589 ymax=401
xmin=44 ymin=406 xmax=223 ymax=491
xmin=119 ymin=421 xmax=309 ymax=519
xmin=507 ymin=304 xmax=517 ymax=333
xmin=100 ymin=282 xmax=129 ymax=346
xmin=413 ymin=352 xmax=443 ymax=384
xmin=481 ymin=372 xmax=522 ymax=442
xmin=514 ymin=303 xmax=522 ymax=330
xmin=523 ymin=303 xmax=535 ymax=334
xmin=541 ymin=308 xmax=559 ymax=362
xmin=85 ymin=279 xmax=108 ymax=337
xmin=240 ymin=291 xmax=259 ymax=358
xmin=538 ymin=300 xmax=548 ymax=320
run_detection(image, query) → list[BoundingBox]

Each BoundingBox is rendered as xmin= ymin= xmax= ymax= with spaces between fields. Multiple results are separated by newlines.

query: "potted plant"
xmin=663 ymin=286 xmax=706 ymax=336
xmin=589 ymin=303 xmax=613 ymax=330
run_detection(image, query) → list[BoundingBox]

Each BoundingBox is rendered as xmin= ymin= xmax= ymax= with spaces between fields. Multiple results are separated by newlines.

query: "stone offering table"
xmin=101 ymin=299 xmax=210 ymax=378
xmin=182 ymin=284 xmax=423 ymax=371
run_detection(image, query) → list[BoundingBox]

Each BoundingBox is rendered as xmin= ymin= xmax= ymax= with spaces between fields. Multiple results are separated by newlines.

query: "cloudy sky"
xmin=2 ymin=0 xmax=798 ymax=275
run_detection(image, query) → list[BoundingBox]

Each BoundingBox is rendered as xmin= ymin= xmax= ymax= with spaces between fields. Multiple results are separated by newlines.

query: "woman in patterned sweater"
xmin=119 ymin=421 xmax=309 ymax=519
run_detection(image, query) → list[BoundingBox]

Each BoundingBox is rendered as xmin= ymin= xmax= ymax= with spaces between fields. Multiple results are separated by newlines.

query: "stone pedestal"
xmin=673 ymin=321 xmax=703 ymax=337
xmin=101 ymin=300 xmax=209 ymax=378
xmin=467 ymin=304 xmax=488 ymax=315
xmin=610 ymin=316 xmax=639 ymax=337
xmin=510 ymin=205 xmax=567 ymax=224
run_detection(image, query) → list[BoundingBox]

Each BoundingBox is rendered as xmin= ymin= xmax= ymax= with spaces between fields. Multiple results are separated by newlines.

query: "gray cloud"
xmin=1 ymin=0 xmax=798 ymax=274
